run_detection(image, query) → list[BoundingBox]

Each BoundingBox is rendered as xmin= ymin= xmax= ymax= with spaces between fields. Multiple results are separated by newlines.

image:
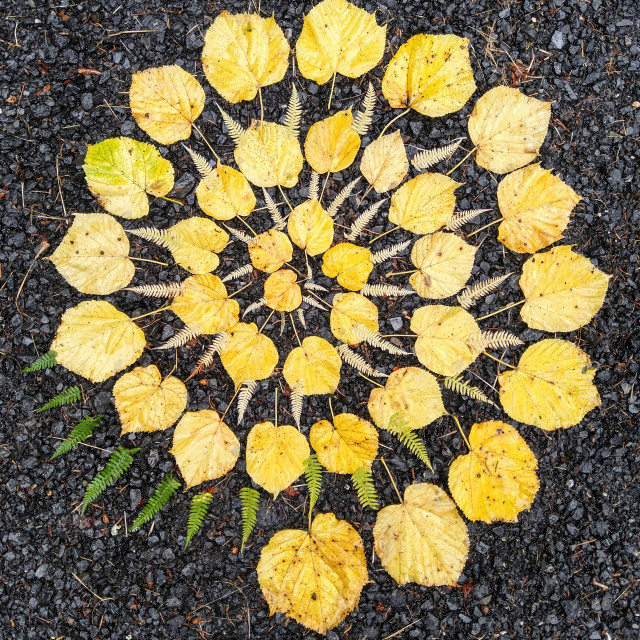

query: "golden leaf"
xmin=295 ymin=0 xmax=386 ymax=85
xmin=167 ymin=217 xmax=229 ymax=274
xmin=449 ymin=420 xmax=539 ymax=523
xmin=373 ymin=483 xmax=469 ymax=586
xmin=83 ymin=137 xmax=174 ymax=219
xmin=381 ymin=34 xmax=476 ymax=117
xmin=264 ymin=269 xmax=302 ymax=312
xmin=220 ymin=322 xmax=279 ymax=387
xmin=51 ymin=300 xmax=145 ymax=383
xmin=283 ymin=336 xmax=341 ymax=396
xmin=409 ymin=232 xmax=477 ymax=299
xmin=171 ymin=410 xmax=240 ymax=488
xmin=235 ymin=121 xmax=303 ymax=188
xmin=196 ymin=163 xmax=256 ymax=221
xmin=367 ymin=366 xmax=445 ymax=431
xmin=202 ymin=12 xmax=289 ymax=103
xmin=411 ymin=305 xmax=481 ymax=376
xmin=304 ymin=110 xmax=361 ymax=174
xmin=468 ymin=86 xmax=551 ymax=174
xmin=248 ymin=229 xmax=294 ymax=273
xmin=257 ymin=512 xmax=368 ymax=634
xmin=497 ymin=163 xmax=581 ymax=253
xmin=321 ymin=242 xmax=373 ymax=291
xmin=519 ymin=245 xmax=609 ymax=332
xmin=129 ymin=65 xmax=205 ymax=144
xmin=360 ymin=130 xmax=408 ymax=193
xmin=48 ymin=213 xmax=134 ymax=295
xmin=246 ymin=422 xmax=310 ymax=496
xmin=499 ymin=339 xmax=601 ymax=430
xmin=310 ymin=413 xmax=378 ymax=474
xmin=171 ymin=274 xmax=240 ymax=334
xmin=388 ymin=172 xmax=461 ymax=234
xmin=113 ymin=365 xmax=187 ymax=434
xmin=287 ymin=200 xmax=334 ymax=256
xmin=330 ymin=291 xmax=378 ymax=345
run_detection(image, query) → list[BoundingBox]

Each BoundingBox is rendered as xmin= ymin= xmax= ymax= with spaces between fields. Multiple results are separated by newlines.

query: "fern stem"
xmin=377 ymin=108 xmax=409 ymax=140
xmin=482 ymin=351 xmax=516 ymax=369
xmin=476 ymin=299 xmax=524 ymax=321
xmin=192 ymin=123 xmax=220 ymax=162
xmin=357 ymin=372 xmax=384 ymax=388
xmin=450 ymin=414 xmax=471 ymax=450
xmin=368 ymin=225 xmax=399 ymax=245
xmin=466 ymin=217 xmax=503 ymax=239
xmin=446 ymin=146 xmax=476 ymax=176
xmin=380 ymin=456 xmax=402 ymax=503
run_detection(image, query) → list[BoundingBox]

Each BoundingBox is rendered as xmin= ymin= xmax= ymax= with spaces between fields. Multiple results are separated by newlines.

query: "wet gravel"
xmin=1 ymin=0 xmax=639 ymax=638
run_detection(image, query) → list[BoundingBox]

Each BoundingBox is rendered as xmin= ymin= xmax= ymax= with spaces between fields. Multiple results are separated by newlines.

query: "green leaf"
xmin=131 ymin=474 xmax=181 ymax=532
xmin=51 ymin=415 xmax=103 ymax=460
xmin=36 ymin=385 xmax=82 ymax=413
xmin=185 ymin=491 xmax=214 ymax=549
xmin=21 ymin=350 xmax=57 ymax=373
xmin=239 ymin=487 xmax=260 ymax=553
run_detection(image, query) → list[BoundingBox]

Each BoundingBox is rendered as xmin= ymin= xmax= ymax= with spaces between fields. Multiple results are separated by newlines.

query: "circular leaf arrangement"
xmin=43 ymin=1 xmax=610 ymax=634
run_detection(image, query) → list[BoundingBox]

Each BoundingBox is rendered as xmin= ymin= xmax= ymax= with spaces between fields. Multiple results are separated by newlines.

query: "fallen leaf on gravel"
xmin=264 ymin=269 xmax=302 ymax=312
xmin=283 ymin=336 xmax=341 ymax=396
xmin=304 ymin=109 xmax=361 ymax=174
xmin=248 ymin=229 xmax=294 ymax=273
xmin=360 ymin=131 xmax=408 ymax=193
xmin=287 ymin=200 xmax=334 ymax=256
xmin=196 ymin=163 xmax=256 ymax=221
xmin=330 ymin=291 xmax=378 ymax=345
xmin=322 ymin=242 xmax=373 ymax=291
xmin=166 ymin=217 xmax=229 ymax=274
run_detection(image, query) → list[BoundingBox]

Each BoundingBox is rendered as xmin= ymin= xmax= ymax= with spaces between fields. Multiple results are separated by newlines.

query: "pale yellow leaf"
xmin=264 ymin=269 xmax=302 ymax=312
xmin=196 ymin=163 xmax=256 ymax=221
xmin=330 ymin=291 xmax=378 ymax=345
xmin=360 ymin=131 xmax=408 ymax=193
xmin=304 ymin=109 xmax=361 ymax=174
xmin=248 ymin=229 xmax=294 ymax=273
xmin=287 ymin=199 xmax=334 ymax=256
xmin=321 ymin=242 xmax=373 ymax=291
xmin=167 ymin=217 xmax=229 ymax=274
xmin=283 ymin=336 xmax=341 ymax=395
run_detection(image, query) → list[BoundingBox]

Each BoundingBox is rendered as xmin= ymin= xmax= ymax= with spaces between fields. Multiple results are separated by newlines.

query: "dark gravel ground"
xmin=1 ymin=0 xmax=639 ymax=638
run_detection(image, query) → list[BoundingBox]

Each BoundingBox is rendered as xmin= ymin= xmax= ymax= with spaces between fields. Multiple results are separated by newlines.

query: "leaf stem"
xmin=222 ymin=386 xmax=240 ymax=420
xmin=228 ymin=281 xmax=254 ymax=299
xmin=476 ymin=299 xmax=524 ymax=321
xmin=289 ymin=313 xmax=302 ymax=346
xmin=259 ymin=308 xmax=276 ymax=333
xmin=450 ymin=414 xmax=471 ymax=450
xmin=380 ymin=456 xmax=402 ymax=503
xmin=377 ymin=109 xmax=409 ymax=140
xmin=130 ymin=257 xmax=169 ymax=266
xmin=369 ymin=225 xmax=399 ymax=245
xmin=446 ymin=146 xmax=476 ymax=176
xmin=158 ymin=195 xmax=184 ymax=206
xmin=327 ymin=71 xmax=337 ymax=110
xmin=328 ymin=397 xmax=335 ymax=420
xmin=274 ymin=387 xmax=278 ymax=428
xmin=385 ymin=269 xmax=418 ymax=277
xmin=482 ymin=351 xmax=516 ymax=369
xmin=466 ymin=217 xmax=503 ymax=239
xmin=277 ymin=184 xmax=293 ymax=212
xmin=357 ymin=372 xmax=384 ymax=388
xmin=131 ymin=307 xmax=167 ymax=321
xmin=236 ymin=215 xmax=258 ymax=236
xmin=319 ymin=171 xmax=331 ymax=204
xmin=258 ymin=86 xmax=264 ymax=123
xmin=192 ymin=123 xmax=220 ymax=162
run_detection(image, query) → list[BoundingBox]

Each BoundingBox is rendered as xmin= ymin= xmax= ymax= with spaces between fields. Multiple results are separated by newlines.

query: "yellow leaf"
xmin=498 ymin=164 xmax=581 ymax=253
xmin=322 ymin=242 xmax=373 ymax=291
xmin=499 ymin=339 xmax=600 ymax=430
xmin=171 ymin=410 xmax=240 ymax=488
xmin=264 ymin=269 xmax=302 ymax=312
xmin=310 ymin=413 xmax=378 ymax=474
xmin=360 ymin=130 xmax=408 ymax=193
xmin=235 ymin=121 xmax=303 ymax=188
xmin=48 ymin=213 xmax=134 ymax=295
xmin=519 ymin=245 xmax=609 ymax=332
xmin=283 ymin=336 xmax=341 ymax=395
xmin=167 ymin=217 xmax=229 ymax=274
xmin=411 ymin=305 xmax=481 ymax=376
xmin=51 ymin=300 xmax=145 ymax=383
xmin=196 ymin=163 xmax=256 ymax=221
xmin=113 ymin=365 xmax=187 ymax=434
xmin=220 ymin=322 xmax=279 ymax=387
xmin=257 ymin=512 xmax=368 ymax=634
xmin=373 ymin=483 xmax=469 ymax=586
xmin=83 ymin=137 xmax=174 ymax=219
xmin=202 ymin=11 xmax=289 ymax=103
xmin=389 ymin=172 xmax=461 ymax=234
xmin=367 ymin=366 xmax=445 ymax=431
xmin=304 ymin=110 xmax=361 ymax=174
xmin=468 ymin=86 xmax=551 ymax=174
xmin=330 ymin=291 xmax=378 ymax=345
xmin=248 ymin=229 xmax=294 ymax=273
xmin=246 ymin=422 xmax=310 ymax=496
xmin=171 ymin=274 xmax=240 ymax=334
xmin=287 ymin=200 xmax=334 ymax=256
xmin=295 ymin=0 xmax=386 ymax=85
xmin=382 ymin=34 xmax=475 ymax=117
xmin=129 ymin=65 xmax=205 ymax=144
xmin=448 ymin=420 xmax=539 ymax=523
xmin=409 ymin=232 xmax=477 ymax=299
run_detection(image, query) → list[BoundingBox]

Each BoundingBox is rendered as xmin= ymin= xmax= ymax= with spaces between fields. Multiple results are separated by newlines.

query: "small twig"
xmin=72 ymin=573 xmax=114 ymax=603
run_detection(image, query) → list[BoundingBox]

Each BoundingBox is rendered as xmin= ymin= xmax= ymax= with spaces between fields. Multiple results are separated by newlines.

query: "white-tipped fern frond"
xmin=360 ymin=283 xmax=414 ymax=297
xmin=469 ymin=330 xmax=524 ymax=351
xmin=224 ymin=225 xmax=253 ymax=245
xmin=308 ymin=171 xmax=320 ymax=201
xmin=290 ymin=380 xmax=305 ymax=429
xmin=304 ymin=281 xmax=328 ymax=293
xmin=263 ymin=189 xmax=286 ymax=230
xmin=457 ymin=273 xmax=512 ymax=309
xmin=126 ymin=281 xmax=186 ymax=298
xmin=345 ymin=199 xmax=386 ymax=241
xmin=336 ymin=344 xmax=387 ymax=378
xmin=237 ymin=380 xmax=258 ymax=425
xmin=243 ymin=297 xmax=267 ymax=318
xmin=156 ymin=325 xmax=202 ymax=350
xmin=352 ymin=82 xmax=376 ymax=135
xmin=284 ymin=84 xmax=302 ymax=137
xmin=411 ymin=138 xmax=464 ymax=171
xmin=190 ymin=332 xmax=230 ymax=378
xmin=217 ymin=104 xmax=245 ymax=145
xmin=327 ymin=177 xmax=360 ymax=217
xmin=352 ymin=323 xmax=410 ymax=356
xmin=221 ymin=263 xmax=253 ymax=283
xmin=183 ymin=145 xmax=214 ymax=179
xmin=296 ymin=308 xmax=306 ymax=329
xmin=302 ymin=295 xmax=327 ymax=311
xmin=443 ymin=374 xmax=496 ymax=407
xmin=370 ymin=239 xmax=412 ymax=265
xmin=128 ymin=226 xmax=182 ymax=252
xmin=446 ymin=208 xmax=492 ymax=231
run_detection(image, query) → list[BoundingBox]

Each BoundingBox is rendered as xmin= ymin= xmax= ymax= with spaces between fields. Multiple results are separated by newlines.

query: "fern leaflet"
xmin=185 ymin=491 xmax=213 ymax=549
xmin=387 ymin=414 xmax=433 ymax=471
xmin=352 ymin=466 xmax=379 ymax=510
xmin=360 ymin=283 xmax=414 ymax=297
xmin=221 ymin=263 xmax=253 ymax=283
xmin=304 ymin=281 xmax=328 ymax=292
xmin=345 ymin=199 xmax=386 ymax=241
xmin=237 ymin=380 xmax=258 ymax=425
xmin=217 ymin=105 xmax=245 ymax=144
xmin=183 ymin=145 xmax=214 ymax=179
xmin=37 ymin=385 xmax=81 ymax=413
xmin=370 ymin=239 xmax=412 ymax=265
xmin=296 ymin=307 xmax=306 ymax=329
xmin=352 ymin=82 xmax=376 ymax=135
xmin=443 ymin=374 xmax=496 ymax=407
xmin=131 ymin=474 xmax=181 ymax=532
xmin=411 ymin=138 xmax=463 ymax=171
xmin=457 ymin=273 xmax=512 ymax=309
xmin=336 ymin=344 xmax=387 ymax=378
xmin=22 ymin=350 xmax=57 ymax=373
xmin=469 ymin=330 xmax=523 ymax=351
xmin=303 ymin=454 xmax=323 ymax=526
xmin=156 ymin=325 xmax=201 ymax=350
xmin=243 ymin=297 xmax=267 ymax=317
xmin=51 ymin=415 xmax=103 ymax=459
xmin=302 ymin=295 xmax=326 ymax=311
xmin=327 ymin=177 xmax=360 ymax=217
xmin=263 ymin=189 xmax=286 ymax=230
xmin=224 ymin=225 xmax=253 ymax=245
xmin=308 ymin=171 xmax=320 ymax=201
xmin=284 ymin=85 xmax=302 ymax=137
xmin=446 ymin=208 xmax=492 ymax=231
xmin=126 ymin=282 xmax=185 ymax=298
xmin=128 ymin=226 xmax=181 ymax=252
xmin=352 ymin=323 xmax=409 ymax=356
xmin=239 ymin=487 xmax=260 ymax=552
xmin=81 ymin=446 xmax=140 ymax=514
xmin=290 ymin=380 xmax=305 ymax=429
xmin=189 ymin=332 xmax=231 ymax=379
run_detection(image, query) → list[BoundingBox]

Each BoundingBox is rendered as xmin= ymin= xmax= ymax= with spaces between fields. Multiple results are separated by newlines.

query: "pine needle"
xmin=237 ymin=380 xmax=258 ymax=425
xmin=443 ymin=374 xmax=496 ymax=407
xmin=351 ymin=466 xmax=379 ymax=510
xmin=185 ymin=491 xmax=213 ymax=549
xmin=217 ymin=104 xmax=245 ymax=144
xmin=352 ymin=82 xmax=376 ymax=135
xmin=411 ymin=138 xmax=464 ymax=171
xmin=327 ymin=177 xmax=360 ymax=217
xmin=239 ymin=487 xmax=260 ymax=552
xmin=345 ymin=199 xmax=386 ymax=241
xmin=370 ymin=239 xmax=412 ymax=265
xmin=22 ymin=350 xmax=57 ymax=373
xmin=284 ymin=84 xmax=302 ymax=138
xmin=336 ymin=344 xmax=387 ymax=378
xmin=386 ymin=414 xmax=433 ymax=471
xmin=51 ymin=415 xmax=103 ymax=459
xmin=131 ymin=475 xmax=181 ymax=532
xmin=37 ymin=385 xmax=82 ymax=413
xmin=457 ymin=273 xmax=512 ymax=309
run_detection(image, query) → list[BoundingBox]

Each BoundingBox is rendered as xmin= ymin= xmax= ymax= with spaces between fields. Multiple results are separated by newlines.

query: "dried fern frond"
xmin=237 ymin=380 xmax=258 ymax=425
xmin=446 ymin=208 xmax=492 ymax=231
xmin=360 ymin=283 xmax=414 ymax=297
xmin=345 ymin=199 xmax=386 ymax=241
xmin=352 ymin=323 xmax=409 ymax=356
xmin=22 ymin=350 xmax=57 ymax=373
xmin=243 ymin=297 xmax=267 ymax=318
xmin=156 ymin=325 xmax=201 ymax=350
xmin=352 ymin=82 xmax=376 ymax=135
xmin=370 ymin=239 xmax=412 ymax=265
xmin=217 ymin=104 xmax=245 ymax=144
xmin=190 ymin=332 xmax=230 ymax=378
xmin=411 ymin=137 xmax=464 ymax=171
xmin=185 ymin=491 xmax=213 ymax=549
xmin=387 ymin=414 xmax=433 ymax=471
xmin=51 ymin=415 xmax=103 ymax=459
xmin=126 ymin=281 xmax=185 ymax=298
xmin=327 ymin=177 xmax=360 ymax=217
xmin=128 ymin=226 xmax=178 ymax=251
xmin=308 ymin=171 xmax=320 ymax=201
xmin=262 ymin=189 xmax=286 ymax=231
xmin=37 ymin=385 xmax=82 ymax=413
xmin=224 ymin=225 xmax=253 ymax=245
xmin=469 ymin=330 xmax=524 ymax=351
xmin=457 ymin=273 xmax=512 ymax=309
xmin=290 ymin=380 xmax=305 ymax=429
xmin=303 ymin=454 xmax=323 ymax=522
xmin=222 ymin=263 xmax=253 ymax=283
xmin=296 ymin=308 xmax=306 ymax=329
xmin=443 ymin=374 xmax=496 ymax=407
xmin=304 ymin=281 xmax=328 ymax=293
xmin=183 ymin=144 xmax=214 ymax=179
xmin=336 ymin=344 xmax=387 ymax=378
xmin=351 ymin=465 xmax=379 ymax=510
xmin=302 ymin=295 xmax=327 ymax=311
xmin=284 ymin=84 xmax=302 ymax=137
xmin=131 ymin=474 xmax=180 ymax=532
xmin=239 ymin=487 xmax=260 ymax=552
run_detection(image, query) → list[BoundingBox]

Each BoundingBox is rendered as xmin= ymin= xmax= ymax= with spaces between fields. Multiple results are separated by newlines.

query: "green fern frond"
xmin=51 ymin=415 xmax=103 ymax=460
xmin=22 ymin=350 xmax=57 ymax=373
xmin=36 ymin=385 xmax=82 ymax=413
xmin=303 ymin=454 xmax=323 ymax=525
xmin=185 ymin=491 xmax=213 ymax=549
xmin=131 ymin=474 xmax=181 ymax=532
xmin=387 ymin=414 xmax=433 ymax=471
xmin=352 ymin=466 xmax=379 ymax=510
xmin=443 ymin=374 xmax=496 ymax=407
xmin=81 ymin=446 xmax=140 ymax=514
xmin=239 ymin=487 xmax=260 ymax=552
